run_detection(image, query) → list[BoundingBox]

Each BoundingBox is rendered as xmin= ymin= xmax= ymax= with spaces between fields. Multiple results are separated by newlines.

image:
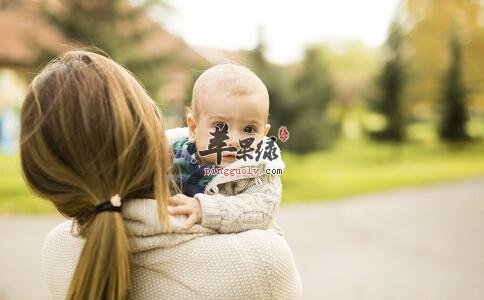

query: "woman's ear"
xmin=187 ymin=114 xmax=197 ymax=143
xmin=264 ymin=124 xmax=271 ymax=136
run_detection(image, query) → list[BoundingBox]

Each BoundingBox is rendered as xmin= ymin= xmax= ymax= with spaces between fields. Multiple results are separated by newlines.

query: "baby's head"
xmin=187 ymin=63 xmax=271 ymax=167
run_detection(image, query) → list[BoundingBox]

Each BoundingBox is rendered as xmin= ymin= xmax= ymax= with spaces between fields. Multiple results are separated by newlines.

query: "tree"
xmin=287 ymin=46 xmax=338 ymax=152
xmin=38 ymin=0 xmax=170 ymax=100
xmin=249 ymin=39 xmax=338 ymax=153
xmin=404 ymin=0 xmax=484 ymax=116
xmin=438 ymin=33 xmax=470 ymax=141
xmin=295 ymin=47 xmax=333 ymax=113
xmin=370 ymin=21 xmax=406 ymax=141
xmin=248 ymin=40 xmax=295 ymax=141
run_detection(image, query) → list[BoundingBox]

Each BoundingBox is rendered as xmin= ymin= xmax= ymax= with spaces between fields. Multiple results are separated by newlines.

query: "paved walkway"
xmin=1 ymin=177 xmax=483 ymax=300
xmin=278 ymin=177 xmax=484 ymax=299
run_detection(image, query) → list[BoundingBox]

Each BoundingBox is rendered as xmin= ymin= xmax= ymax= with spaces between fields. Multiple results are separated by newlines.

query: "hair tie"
xmin=94 ymin=194 xmax=122 ymax=214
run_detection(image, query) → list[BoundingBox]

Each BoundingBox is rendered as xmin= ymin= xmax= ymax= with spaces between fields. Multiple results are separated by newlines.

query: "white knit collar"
xmin=122 ymin=198 xmax=215 ymax=252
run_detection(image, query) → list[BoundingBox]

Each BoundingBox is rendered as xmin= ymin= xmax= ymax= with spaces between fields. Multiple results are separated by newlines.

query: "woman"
xmin=21 ymin=50 xmax=302 ymax=299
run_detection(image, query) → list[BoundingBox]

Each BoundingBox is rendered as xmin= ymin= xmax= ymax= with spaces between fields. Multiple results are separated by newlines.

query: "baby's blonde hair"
xmin=190 ymin=63 xmax=269 ymax=120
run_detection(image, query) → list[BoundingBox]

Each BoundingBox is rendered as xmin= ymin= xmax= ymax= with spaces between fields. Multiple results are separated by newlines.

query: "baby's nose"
xmin=227 ymin=134 xmax=240 ymax=149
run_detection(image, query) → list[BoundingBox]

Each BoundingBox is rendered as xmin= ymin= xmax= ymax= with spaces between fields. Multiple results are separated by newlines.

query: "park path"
xmin=1 ymin=177 xmax=483 ymax=300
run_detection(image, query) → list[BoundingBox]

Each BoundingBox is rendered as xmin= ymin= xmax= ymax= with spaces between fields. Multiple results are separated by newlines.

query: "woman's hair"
xmin=20 ymin=50 xmax=172 ymax=300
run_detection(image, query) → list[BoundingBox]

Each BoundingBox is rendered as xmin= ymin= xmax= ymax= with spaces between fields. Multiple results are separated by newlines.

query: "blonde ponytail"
xmin=67 ymin=213 xmax=131 ymax=299
xmin=20 ymin=50 xmax=173 ymax=300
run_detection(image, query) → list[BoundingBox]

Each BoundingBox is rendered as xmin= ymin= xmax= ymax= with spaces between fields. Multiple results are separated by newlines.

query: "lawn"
xmin=0 ymin=155 xmax=55 ymax=214
xmin=282 ymin=139 xmax=484 ymax=203
xmin=1 ymin=139 xmax=484 ymax=214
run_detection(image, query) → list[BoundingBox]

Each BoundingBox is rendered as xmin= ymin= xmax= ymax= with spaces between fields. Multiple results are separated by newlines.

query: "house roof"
xmin=0 ymin=4 xmax=72 ymax=68
xmin=0 ymin=1 xmax=208 ymax=105
xmin=0 ymin=1 xmax=206 ymax=67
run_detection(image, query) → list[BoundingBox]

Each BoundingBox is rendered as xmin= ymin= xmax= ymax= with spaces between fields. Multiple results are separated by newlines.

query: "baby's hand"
xmin=168 ymin=194 xmax=202 ymax=229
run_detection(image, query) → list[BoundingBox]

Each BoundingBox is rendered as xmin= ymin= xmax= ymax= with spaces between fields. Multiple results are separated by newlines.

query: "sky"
xmin=158 ymin=0 xmax=400 ymax=64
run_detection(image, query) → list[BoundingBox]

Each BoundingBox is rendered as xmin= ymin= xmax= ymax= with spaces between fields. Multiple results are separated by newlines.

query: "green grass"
xmin=0 ymin=155 xmax=56 ymax=214
xmin=2 ymin=139 xmax=484 ymax=214
xmin=282 ymin=139 xmax=484 ymax=203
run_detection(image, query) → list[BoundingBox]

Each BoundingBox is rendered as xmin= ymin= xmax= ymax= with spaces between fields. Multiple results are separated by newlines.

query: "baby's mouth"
xmin=223 ymin=153 xmax=236 ymax=161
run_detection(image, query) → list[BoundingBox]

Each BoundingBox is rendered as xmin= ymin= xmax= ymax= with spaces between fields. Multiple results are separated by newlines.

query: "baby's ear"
xmin=264 ymin=124 xmax=271 ymax=136
xmin=187 ymin=113 xmax=197 ymax=143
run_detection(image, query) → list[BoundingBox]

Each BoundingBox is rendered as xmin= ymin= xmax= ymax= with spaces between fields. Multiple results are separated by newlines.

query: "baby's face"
xmin=188 ymin=89 xmax=270 ymax=168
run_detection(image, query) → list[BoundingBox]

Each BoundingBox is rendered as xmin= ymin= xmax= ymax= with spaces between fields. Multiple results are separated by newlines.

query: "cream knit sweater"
xmin=41 ymin=128 xmax=302 ymax=299
xmin=41 ymin=199 xmax=303 ymax=299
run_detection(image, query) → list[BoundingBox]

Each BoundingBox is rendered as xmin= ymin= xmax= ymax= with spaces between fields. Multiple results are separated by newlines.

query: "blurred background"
xmin=0 ymin=0 xmax=483 ymax=212
xmin=0 ymin=0 xmax=483 ymax=299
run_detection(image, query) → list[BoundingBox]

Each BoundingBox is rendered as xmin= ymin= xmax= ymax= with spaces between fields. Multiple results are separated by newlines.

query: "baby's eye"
xmin=213 ymin=122 xmax=227 ymax=131
xmin=243 ymin=126 xmax=256 ymax=134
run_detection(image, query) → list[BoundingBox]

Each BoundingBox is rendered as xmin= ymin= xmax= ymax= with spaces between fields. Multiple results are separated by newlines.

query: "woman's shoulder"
xmin=212 ymin=228 xmax=303 ymax=299
xmin=42 ymin=221 xmax=84 ymax=300
xmin=202 ymin=228 xmax=301 ymax=297
xmin=239 ymin=229 xmax=303 ymax=298
xmin=42 ymin=221 xmax=85 ymax=252
xmin=41 ymin=219 xmax=301 ymax=299
xmin=131 ymin=228 xmax=302 ymax=299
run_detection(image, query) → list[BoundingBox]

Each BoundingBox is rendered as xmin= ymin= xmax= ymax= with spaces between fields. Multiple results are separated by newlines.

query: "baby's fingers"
xmin=168 ymin=195 xmax=187 ymax=205
xmin=184 ymin=214 xmax=198 ymax=229
xmin=168 ymin=205 xmax=192 ymax=215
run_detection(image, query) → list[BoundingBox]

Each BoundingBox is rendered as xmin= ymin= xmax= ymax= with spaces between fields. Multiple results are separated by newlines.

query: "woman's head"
xmin=20 ymin=50 xmax=172 ymax=299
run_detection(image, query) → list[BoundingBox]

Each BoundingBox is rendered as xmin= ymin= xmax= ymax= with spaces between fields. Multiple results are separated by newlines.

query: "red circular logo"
xmin=278 ymin=126 xmax=289 ymax=142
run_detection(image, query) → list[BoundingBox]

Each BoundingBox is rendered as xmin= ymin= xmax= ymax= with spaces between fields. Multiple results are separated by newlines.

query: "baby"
xmin=167 ymin=63 xmax=285 ymax=234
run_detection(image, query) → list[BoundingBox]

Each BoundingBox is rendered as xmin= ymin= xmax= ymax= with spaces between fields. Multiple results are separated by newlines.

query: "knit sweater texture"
xmin=169 ymin=127 xmax=285 ymax=235
xmin=41 ymin=129 xmax=303 ymax=299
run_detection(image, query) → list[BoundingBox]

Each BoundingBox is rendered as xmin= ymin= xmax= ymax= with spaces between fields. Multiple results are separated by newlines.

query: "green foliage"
xmin=283 ymin=46 xmax=338 ymax=152
xmin=295 ymin=47 xmax=334 ymax=113
xmin=38 ymin=0 xmax=170 ymax=100
xmin=0 ymin=155 xmax=54 ymax=214
xmin=404 ymin=0 xmax=484 ymax=111
xmin=249 ymin=41 xmax=338 ymax=153
xmin=325 ymin=41 xmax=379 ymax=107
xmin=438 ymin=33 xmax=470 ymax=141
xmin=369 ymin=21 xmax=406 ymax=141
xmin=284 ymin=111 xmax=339 ymax=152
xmin=248 ymin=41 xmax=297 ymax=139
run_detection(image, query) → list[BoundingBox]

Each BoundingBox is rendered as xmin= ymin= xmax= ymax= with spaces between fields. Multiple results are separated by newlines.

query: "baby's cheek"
xmin=195 ymin=134 xmax=209 ymax=151
xmin=242 ymin=132 xmax=264 ymax=143
xmin=253 ymin=135 xmax=266 ymax=147
xmin=198 ymin=151 xmax=219 ymax=166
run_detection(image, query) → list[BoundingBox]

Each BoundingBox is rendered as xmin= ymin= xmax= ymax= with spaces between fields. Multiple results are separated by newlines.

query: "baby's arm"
xmin=193 ymin=174 xmax=282 ymax=233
